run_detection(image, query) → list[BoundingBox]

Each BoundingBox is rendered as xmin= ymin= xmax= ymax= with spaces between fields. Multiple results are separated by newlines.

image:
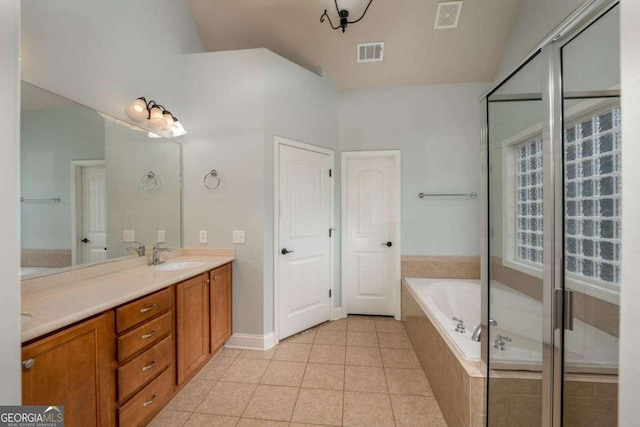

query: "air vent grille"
xmin=357 ymin=42 xmax=384 ymax=63
xmin=435 ymin=1 xmax=463 ymax=29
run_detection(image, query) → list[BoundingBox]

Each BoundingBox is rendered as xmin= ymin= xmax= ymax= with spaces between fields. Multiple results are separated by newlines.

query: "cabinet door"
xmin=210 ymin=264 xmax=232 ymax=353
xmin=176 ymin=273 xmax=210 ymax=385
xmin=22 ymin=313 xmax=114 ymax=427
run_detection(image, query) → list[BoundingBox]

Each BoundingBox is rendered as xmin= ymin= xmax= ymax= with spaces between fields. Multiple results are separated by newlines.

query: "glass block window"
xmin=565 ymin=106 xmax=621 ymax=285
xmin=516 ymin=138 xmax=544 ymax=265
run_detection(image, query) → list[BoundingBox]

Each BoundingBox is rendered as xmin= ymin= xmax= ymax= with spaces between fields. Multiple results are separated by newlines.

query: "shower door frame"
xmin=480 ymin=1 xmax=620 ymax=426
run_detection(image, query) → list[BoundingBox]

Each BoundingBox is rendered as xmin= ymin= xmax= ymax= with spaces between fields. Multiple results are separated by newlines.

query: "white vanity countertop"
xmin=21 ymin=256 xmax=234 ymax=343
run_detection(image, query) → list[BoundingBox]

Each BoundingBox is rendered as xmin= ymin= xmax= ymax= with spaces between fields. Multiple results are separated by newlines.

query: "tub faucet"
xmin=493 ymin=334 xmax=512 ymax=351
xmin=452 ymin=317 xmax=466 ymax=334
xmin=152 ymin=242 xmax=172 ymax=265
xmin=471 ymin=318 xmax=498 ymax=342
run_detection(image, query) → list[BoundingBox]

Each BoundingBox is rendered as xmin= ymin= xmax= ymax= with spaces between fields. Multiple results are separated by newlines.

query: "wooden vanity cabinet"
xmin=22 ymin=312 xmax=114 ymax=427
xmin=21 ymin=262 xmax=233 ymax=426
xmin=115 ymin=287 xmax=175 ymax=427
xmin=210 ymin=263 xmax=232 ymax=354
xmin=175 ymin=273 xmax=210 ymax=385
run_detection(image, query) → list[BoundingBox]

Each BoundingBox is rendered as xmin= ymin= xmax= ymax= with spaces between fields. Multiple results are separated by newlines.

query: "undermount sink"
xmin=155 ymin=261 xmax=206 ymax=272
xmin=21 ymin=312 xmax=34 ymax=325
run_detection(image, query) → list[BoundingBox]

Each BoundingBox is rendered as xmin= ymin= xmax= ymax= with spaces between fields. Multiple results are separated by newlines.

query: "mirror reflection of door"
xmin=72 ymin=160 xmax=107 ymax=265
xmin=80 ymin=163 xmax=107 ymax=264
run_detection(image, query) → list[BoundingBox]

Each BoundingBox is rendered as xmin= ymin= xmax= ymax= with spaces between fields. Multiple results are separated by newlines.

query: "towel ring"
xmin=140 ymin=171 xmax=161 ymax=192
xmin=204 ymin=170 xmax=221 ymax=190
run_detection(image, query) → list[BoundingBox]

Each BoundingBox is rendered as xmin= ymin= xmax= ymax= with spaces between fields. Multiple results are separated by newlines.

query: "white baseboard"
xmin=332 ymin=307 xmax=346 ymax=320
xmin=225 ymin=332 xmax=276 ymax=350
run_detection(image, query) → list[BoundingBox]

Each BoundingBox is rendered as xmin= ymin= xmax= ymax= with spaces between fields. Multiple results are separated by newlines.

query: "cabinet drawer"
xmin=116 ymin=287 xmax=173 ymax=334
xmin=118 ymin=311 xmax=172 ymax=362
xmin=119 ymin=366 xmax=173 ymax=427
xmin=118 ymin=335 xmax=173 ymax=402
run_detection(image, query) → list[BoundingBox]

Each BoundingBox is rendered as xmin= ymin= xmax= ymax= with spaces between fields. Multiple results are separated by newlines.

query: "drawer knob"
xmin=22 ymin=359 xmax=35 ymax=369
xmin=142 ymin=394 xmax=157 ymax=408
xmin=141 ymin=330 xmax=157 ymax=340
xmin=141 ymin=359 xmax=158 ymax=372
xmin=139 ymin=304 xmax=157 ymax=314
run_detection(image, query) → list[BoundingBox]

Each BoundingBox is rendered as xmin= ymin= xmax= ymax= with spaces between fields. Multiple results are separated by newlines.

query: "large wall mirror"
xmin=21 ymin=82 xmax=182 ymax=279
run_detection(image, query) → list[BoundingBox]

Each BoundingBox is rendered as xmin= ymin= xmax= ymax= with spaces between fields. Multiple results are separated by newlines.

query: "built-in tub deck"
xmin=402 ymin=277 xmax=618 ymax=427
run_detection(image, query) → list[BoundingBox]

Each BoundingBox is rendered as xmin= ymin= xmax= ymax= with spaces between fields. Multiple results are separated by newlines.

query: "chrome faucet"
xmin=493 ymin=334 xmax=512 ymax=351
xmin=126 ymin=241 xmax=146 ymax=257
xmin=452 ymin=317 xmax=466 ymax=334
xmin=152 ymin=242 xmax=172 ymax=265
xmin=471 ymin=318 xmax=498 ymax=342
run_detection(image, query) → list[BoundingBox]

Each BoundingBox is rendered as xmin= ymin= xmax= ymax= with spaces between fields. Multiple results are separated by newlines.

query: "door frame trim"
xmin=70 ymin=160 xmax=106 ymax=266
xmin=273 ymin=136 xmax=335 ymax=344
xmin=341 ymin=150 xmax=402 ymax=320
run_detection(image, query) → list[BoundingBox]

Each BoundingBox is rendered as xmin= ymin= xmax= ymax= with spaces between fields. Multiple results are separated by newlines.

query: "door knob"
xmin=81 ymin=238 xmax=90 ymax=243
xmin=381 ymin=241 xmax=393 ymax=247
xmin=281 ymin=248 xmax=295 ymax=255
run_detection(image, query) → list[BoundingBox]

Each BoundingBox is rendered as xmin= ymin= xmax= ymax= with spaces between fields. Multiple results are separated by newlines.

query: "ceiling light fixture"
xmin=125 ymin=97 xmax=187 ymax=138
xmin=320 ymin=0 xmax=374 ymax=33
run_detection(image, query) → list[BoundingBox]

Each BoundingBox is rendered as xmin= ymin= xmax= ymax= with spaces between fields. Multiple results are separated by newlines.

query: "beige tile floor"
xmin=149 ymin=316 xmax=447 ymax=427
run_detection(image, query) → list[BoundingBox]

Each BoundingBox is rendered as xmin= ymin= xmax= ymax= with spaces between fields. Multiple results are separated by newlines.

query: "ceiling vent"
xmin=434 ymin=1 xmax=463 ymax=29
xmin=357 ymin=42 xmax=384 ymax=63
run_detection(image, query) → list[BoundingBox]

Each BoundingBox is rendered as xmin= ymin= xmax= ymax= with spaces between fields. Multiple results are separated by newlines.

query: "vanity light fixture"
xmin=320 ymin=0 xmax=374 ymax=33
xmin=126 ymin=97 xmax=187 ymax=137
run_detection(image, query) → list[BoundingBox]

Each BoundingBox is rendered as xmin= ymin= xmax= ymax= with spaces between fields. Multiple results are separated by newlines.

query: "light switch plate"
xmin=123 ymin=230 xmax=135 ymax=243
xmin=233 ymin=230 xmax=246 ymax=244
xmin=199 ymin=230 xmax=208 ymax=244
xmin=157 ymin=230 xmax=166 ymax=243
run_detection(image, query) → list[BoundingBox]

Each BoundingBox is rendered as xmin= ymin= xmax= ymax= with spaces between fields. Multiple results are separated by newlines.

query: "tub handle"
xmin=452 ymin=317 xmax=466 ymax=333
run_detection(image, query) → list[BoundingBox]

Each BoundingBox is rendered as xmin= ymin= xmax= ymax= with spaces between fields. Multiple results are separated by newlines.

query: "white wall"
xmin=496 ymin=0 xmax=585 ymax=78
xmin=181 ymin=50 xmax=267 ymax=335
xmin=0 ymin=0 xmax=21 ymax=404
xmin=181 ymin=49 xmax=340 ymax=336
xmin=21 ymin=107 xmax=104 ymax=250
xmin=263 ymin=50 xmax=340 ymax=328
xmin=339 ymin=83 xmax=489 ymax=256
xmin=21 ymin=0 xmax=202 ymax=127
xmin=618 ymin=1 xmax=640 ymax=424
xmin=105 ymin=122 xmax=182 ymax=258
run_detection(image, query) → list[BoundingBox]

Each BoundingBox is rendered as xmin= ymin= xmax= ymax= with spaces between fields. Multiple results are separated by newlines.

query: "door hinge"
xmin=329 ymin=228 xmax=335 ymax=237
xmin=329 ymin=289 xmax=332 ymax=298
xmin=329 ymin=169 xmax=332 ymax=177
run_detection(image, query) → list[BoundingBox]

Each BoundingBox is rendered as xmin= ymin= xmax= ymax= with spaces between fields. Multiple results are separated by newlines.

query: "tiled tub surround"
xmin=21 ymin=247 xmax=235 ymax=342
xmin=402 ymin=255 xmax=619 ymax=339
xmin=402 ymin=279 xmax=618 ymax=427
xmin=491 ymin=256 xmax=619 ymax=337
xmin=401 ymin=255 xmax=480 ymax=280
xmin=21 ymin=248 xmax=72 ymax=268
xmin=402 ymin=281 xmax=485 ymax=427
xmin=487 ymin=372 xmax=618 ymax=427
xmin=150 ymin=316 xmax=447 ymax=427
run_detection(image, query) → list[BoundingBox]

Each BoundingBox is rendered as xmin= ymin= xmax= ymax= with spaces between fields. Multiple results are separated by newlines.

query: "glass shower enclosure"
xmin=481 ymin=1 xmax=620 ymax=425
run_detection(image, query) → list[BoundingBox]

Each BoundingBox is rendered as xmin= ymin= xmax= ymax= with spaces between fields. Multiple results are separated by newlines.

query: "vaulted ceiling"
xmin=187 ymin=0 xmax=523 ymax=90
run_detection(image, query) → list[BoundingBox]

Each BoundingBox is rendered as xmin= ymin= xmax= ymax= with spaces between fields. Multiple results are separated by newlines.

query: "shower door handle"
xmin=564 ymin=289 xmax=574 ymax=331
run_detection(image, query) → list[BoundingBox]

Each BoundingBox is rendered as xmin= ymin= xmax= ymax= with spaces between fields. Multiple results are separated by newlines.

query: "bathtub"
xmin=403 ymin=277 xmax=618 ymax=373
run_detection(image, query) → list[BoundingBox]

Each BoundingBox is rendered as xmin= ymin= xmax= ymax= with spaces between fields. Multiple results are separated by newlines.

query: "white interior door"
xmin=80 ymin=165 xmax=107 ymax=264
xmin=343 ymin=152 xmax=400 ymax=316
xmin=278 ymin=143 xmax=332 ymax=339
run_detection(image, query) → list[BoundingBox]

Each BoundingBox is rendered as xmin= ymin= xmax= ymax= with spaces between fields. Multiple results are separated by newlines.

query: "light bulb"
xmin=148 ymin=106 xmax=167 ymax=128
xmin=162 ymin=112 xmax=175 ymax=129
xmin=126 ymin=97 xmax=148 ymax=121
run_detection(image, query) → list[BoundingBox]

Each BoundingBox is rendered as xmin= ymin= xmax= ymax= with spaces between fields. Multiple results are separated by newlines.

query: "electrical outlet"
xmin=123 ymin=230 xmax=135 ymax=243
xmin=233 ymin=230 xmax=246 ymax=244
xmin=157 ymin=230 xmax=166 ymax=243
xmin=199 ymin=230 xmax=208 ymax=244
